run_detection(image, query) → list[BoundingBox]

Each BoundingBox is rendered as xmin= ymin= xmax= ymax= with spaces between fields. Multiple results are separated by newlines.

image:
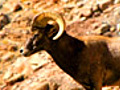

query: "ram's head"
xmin=20 ymin=12 xmax=66 ymax=56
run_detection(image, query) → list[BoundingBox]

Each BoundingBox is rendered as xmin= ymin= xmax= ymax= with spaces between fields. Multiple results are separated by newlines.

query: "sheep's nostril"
xmin=20 ymin=49 xmax=24 ymax=53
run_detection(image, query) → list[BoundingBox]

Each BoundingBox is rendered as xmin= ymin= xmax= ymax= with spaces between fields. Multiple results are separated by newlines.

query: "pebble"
xmin=92 ymin=4 xmax=98 ymax=12
xmin=97 ymin=0 xmax=113 ymax=10
xmin=80 ymin=8 xmax=92 ymax=17
xmin=110 ymin=26 xmax=116 ymax=32
xmin=93 ymin=11 xmax=101 ymax=17
xmin=5 ymin=73 xmax=24 ymax=85
xmin=34 ymin=82 xmax=49 ymax=90
xmin=80 ymin=17 xmax=87 ymax=21
xmin=1 ymin=52 xmax=14 ymax=62
xmin=3 ymin=69 xmax=13 ymax=80
xmin=91 ymin=24 xmax=110 ymax=34
xmin=0 ymin=31 xmax=6 ymax=38
xmin=8 ymin=45 xmax=18 ymax=51
xmin=11 ymin=3 xmax=22 ymax=12
xmin=0 ymin=13 xmax=10 ymax=29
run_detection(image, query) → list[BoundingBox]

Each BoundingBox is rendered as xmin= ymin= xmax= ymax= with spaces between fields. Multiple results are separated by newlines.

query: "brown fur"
xmin=20 ymin=24 xmax=120 ymax=90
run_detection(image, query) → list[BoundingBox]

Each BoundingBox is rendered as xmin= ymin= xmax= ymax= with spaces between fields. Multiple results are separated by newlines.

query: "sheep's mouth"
xmin=20 ymin=32 xmax=43 ymax=56
xmin=20 ymin=49 xmax=32 ymax=57
xmin=20 ymin=45 xmax=44 ymax=57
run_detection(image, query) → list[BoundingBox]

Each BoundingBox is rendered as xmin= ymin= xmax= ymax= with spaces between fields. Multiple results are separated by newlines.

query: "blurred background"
xmin=0 ymin=0 xmax=120 ymax=90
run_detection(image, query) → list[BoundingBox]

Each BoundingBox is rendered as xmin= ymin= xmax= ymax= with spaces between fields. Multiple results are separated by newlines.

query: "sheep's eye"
xmin=32 ymin=33 xmax=39 ymax=40
xmin=38 ymin=33 xmax=42 ymax=38
xmin=32 ymin=26 xmax=44 ymax=33
xmin=34 ymin=33 xmax=39 ymax=37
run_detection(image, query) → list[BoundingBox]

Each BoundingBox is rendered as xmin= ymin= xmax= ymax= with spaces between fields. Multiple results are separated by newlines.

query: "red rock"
xmin=12 ymin=3 xmax=22 ymax=12
xmin=80 ymin=8 xmax=92 ymax=17
xmin=0 ymin=13 xmax=9 ymax=29
xmin=98 ymin=0 xmax=113 ymax=10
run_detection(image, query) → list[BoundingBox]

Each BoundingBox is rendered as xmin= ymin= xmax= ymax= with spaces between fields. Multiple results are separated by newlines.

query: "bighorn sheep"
xmin=20 ymin=12 xmax=120 ymax=90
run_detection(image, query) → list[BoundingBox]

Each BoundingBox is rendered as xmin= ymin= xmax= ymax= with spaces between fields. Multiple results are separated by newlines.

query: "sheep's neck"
xmin=47 ymin=32 xmax=85 ymax=77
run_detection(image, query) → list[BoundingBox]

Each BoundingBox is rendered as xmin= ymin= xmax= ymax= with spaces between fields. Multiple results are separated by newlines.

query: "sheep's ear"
xmin=47 ymin=26 xmax=58 ymax=39
xmin=46 ymin=21 xmax=59 ymax=39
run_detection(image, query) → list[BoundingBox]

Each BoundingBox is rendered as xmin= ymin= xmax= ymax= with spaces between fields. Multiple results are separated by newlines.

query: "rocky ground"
xmin=0 ymin=0 xmax=120 ymax=90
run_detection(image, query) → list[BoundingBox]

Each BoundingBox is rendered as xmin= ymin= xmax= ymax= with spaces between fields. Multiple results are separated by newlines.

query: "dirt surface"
xmin=0 ymin=0 xmax=120 ymax=90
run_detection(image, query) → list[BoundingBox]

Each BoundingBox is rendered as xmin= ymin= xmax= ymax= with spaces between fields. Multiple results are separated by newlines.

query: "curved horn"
xmin=31 ymin=12 xmax=66 ymax=40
